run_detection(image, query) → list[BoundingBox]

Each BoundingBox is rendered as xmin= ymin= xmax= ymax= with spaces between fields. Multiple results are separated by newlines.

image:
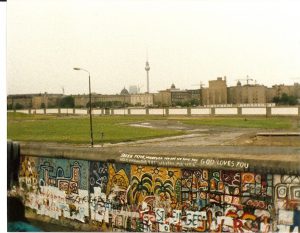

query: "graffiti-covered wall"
xmin=15 ymin=155 xmax=300 ymax=232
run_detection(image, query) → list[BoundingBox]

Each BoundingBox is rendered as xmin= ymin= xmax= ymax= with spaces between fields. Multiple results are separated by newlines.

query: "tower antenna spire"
xmin=146 ymin=48 xmax=149 ymax=61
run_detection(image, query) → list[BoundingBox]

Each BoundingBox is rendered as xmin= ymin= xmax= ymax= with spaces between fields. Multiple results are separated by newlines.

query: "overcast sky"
xmin=6 ymin=0 xmax=300 ymax=95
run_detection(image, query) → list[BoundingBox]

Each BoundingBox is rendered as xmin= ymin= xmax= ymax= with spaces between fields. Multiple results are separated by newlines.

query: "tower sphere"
xmin=145 ymin=61 xmax=150 ymax=71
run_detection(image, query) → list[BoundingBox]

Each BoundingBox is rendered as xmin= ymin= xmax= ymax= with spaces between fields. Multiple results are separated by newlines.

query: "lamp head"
xmin=73 ymin=67 xmax=81 ymax=70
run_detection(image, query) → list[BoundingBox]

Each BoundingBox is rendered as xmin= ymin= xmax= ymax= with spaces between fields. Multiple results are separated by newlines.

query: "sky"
xmin=6 ymin=0 xmax=300 ymax=95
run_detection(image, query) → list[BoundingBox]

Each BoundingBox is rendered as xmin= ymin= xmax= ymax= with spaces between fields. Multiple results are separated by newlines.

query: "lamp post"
xmin=73 ymin=67 xmax=94 ymax=147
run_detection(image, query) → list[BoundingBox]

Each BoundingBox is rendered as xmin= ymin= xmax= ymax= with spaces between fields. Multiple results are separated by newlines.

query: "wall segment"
xmin=11 ymin=143 xmax=300 ymax=232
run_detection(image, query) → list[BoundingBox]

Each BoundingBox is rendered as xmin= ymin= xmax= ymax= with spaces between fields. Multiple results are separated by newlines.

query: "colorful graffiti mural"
xmin=274 ymin=175 xmax=300 ymax=232
xmin=18 ymin=157 xmax=89 ymax=222
xmin=16 ymin=155 xmax=300 ymax=232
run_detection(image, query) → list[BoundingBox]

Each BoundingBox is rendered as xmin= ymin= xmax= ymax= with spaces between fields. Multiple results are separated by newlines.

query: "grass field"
xmin=7 ymin=112 xmax=298 ymax=144
xmin=7 ymin=113 xmax=183 ymax=144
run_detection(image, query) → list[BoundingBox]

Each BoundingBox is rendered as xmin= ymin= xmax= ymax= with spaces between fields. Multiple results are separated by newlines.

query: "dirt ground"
xmin=126 ymin=120 xmax=300 ymax=147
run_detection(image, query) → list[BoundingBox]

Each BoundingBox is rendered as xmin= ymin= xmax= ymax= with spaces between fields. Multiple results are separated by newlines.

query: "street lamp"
xmin=73 ymin=67 xmax=94 ymax=147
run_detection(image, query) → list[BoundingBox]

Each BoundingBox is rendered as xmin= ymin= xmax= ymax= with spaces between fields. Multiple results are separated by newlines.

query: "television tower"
xmin=145 ymin=59 xmax=150 ymax=93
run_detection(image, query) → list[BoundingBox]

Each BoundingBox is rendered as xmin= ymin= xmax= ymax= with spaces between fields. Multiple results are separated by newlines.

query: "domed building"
xmin=120 ymin=87 xmax=129 ymax=95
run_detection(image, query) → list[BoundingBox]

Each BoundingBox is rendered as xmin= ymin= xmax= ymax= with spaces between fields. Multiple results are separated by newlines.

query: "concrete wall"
xmin=35 ymin=109 xmax=45 ymax=114
xmin=16 ymin=109 xmax=30 ymax=114
xmin=92 ymin=109 xmax=102 ymax=115
xmin=113 ymin=109 xmax=128 ymax=115
xmin=46 ymin=109 xmax=59 ymax=114
xmin=190 ymin=108 xmax=211 ymax=115
xmin=60 ymin=108 xmax=74 ymax=114
xmin=15 ymin=107 xmax=300 ymax=117
xmin=271 ymin=107 xmax=299 ymax=116
xmin=149 ymin=108 xmax=165 ymax=115
xmin=215 ymin=108 xmax=238 ymax=115
xmin=75 ymin=109 xmax=88 ymax=115
xmin=130 ymin=108 xmax=147 ymax=115
xmin=168 ymin=108 xmax=188 ymax=115
xmin=242 ymin=108 xmax=267 ymax=115
xmin=12 ymin=149 xmax=300 ymax=232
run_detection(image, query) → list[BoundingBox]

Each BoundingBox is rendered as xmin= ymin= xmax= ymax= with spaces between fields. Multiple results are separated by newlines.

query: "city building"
xmin=7 ymin=93 xmax=63 ymax=109
xmin=130 ymin=93 xmax=154 ymax=106
xmin=202 ymin=77 xmax=227 ymax=105
xmin=129 ymin=85 xmax=139 ymax=94
xmin=228 ymin=81 xmax=267 ymax=105
xmin=7 ymin=80 xmax=300 ymax=109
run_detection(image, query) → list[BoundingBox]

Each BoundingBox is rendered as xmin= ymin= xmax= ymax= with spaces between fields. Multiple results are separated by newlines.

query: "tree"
xmin=15 ymin=103 xmax=24 ymax=110
xmin=273 ymin=93 xmax=298 ymax=106
xmin=191 ymin=99 xmax=200 ymax=106
xmin=59 ymin=96 xmax=74 ymax=108
xmin=281 ymin=93 xmax=289 ymax=105
xmin=287 ymin=95 xmax=298 ymax=105
xmin=272 ymin=96 xmax=280 ymax=104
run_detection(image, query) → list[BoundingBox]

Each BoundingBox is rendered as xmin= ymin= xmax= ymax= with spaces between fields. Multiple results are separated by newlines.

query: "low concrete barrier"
xmin=60 ymin=108 xmax=73 ymax=114
xmin=35 ymin=109 xmax=45 ymax=114
xmin=75 ymin=109 xmax=87 ymax=115
xmin=16 ymin=109 xmax=30 ymax=114
xmin=130 ymin=108 xmax=146 ymax=115
xmin=190 ymin=108 xmax=210 ymax=115
xmin=92 ymin=109 xmax=102 ymax=115
xmin=271 ymin=107 xmax=298 ymax=116
xmin=9 ymin=106 xmax=300 ymax=117
xmin=215 ymin=107 xmax=238 ymax=115
xmin=242 ymin=107 xmax=267 ymax=115
xmin=113 ymin=109 xmax=128 ymax=115
xmin=148 ymin=108 xmax=165 ymax=115
xmin=168 ymin=108 xmax=187 ymax=115
xmin=46 ymin=108 xmax=59 ymax=114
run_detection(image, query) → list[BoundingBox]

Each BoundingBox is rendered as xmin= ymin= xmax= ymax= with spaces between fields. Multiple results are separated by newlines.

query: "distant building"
xmin=7 ymin=94 xmax=33 ymax=109
xmin=201 ymin=77 xmax=227 ymax=105
xmin=120 ymin=87 xmax=129 ymax=95
xmin=130 ymin=93 xmax=154 ymax=106
xmin=7 ymin=80 xmax=300 ymax=109
xmin=171 ymin=90 xmax=191 ymax=106
xmin=7 ymin=93 xmax=62 ymax=109
xmin=154 ymin=90 xmax=171 ymax=107
xmin=129 ymin=85 xmax=138 ymax=94
xmin=154 ymin=84 xmax=194 ymax=106
xmin=74 ymin=89 xmax=130 ymax=108
xmin=266 ymin=83 xmax=300 ymax=103
xmin=228 ymin=82 xmax=267 ymax=105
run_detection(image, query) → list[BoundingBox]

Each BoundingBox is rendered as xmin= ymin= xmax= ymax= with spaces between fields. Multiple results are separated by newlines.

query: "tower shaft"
xmin=147 ymin=71 xmax=149 ymax=93
xmin=145 ymin=60 xmax=150 ymax=93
